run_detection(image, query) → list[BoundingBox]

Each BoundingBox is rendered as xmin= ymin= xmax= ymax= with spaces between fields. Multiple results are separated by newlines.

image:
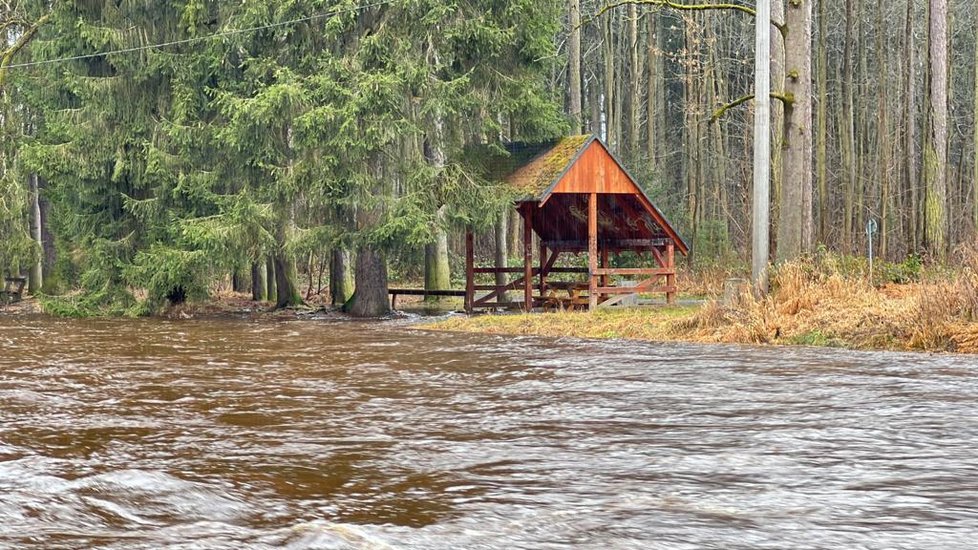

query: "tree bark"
xmin=27 ymin=174 xmax=42 ymax=293
xmin=329 ymin=248 xmax=354 ymax=306
xmin=923 ymin=0 xmax=948 ymax=258
xmin=973 ymin=2 xmax=978 ymax=233
xmin=424 ymin=206 xmax=451 ymax=299
xmin=273 ymin=251 xmax=302 ymax=309
xmin=646 ymin=13 xmax=659 ymax=170
xmin=627 ymin=4 xmax=640 ymax=158
xmin=770 ymin=0 xmax=785 ymax=252
xmin=815 ymin=0 xmax=828 ymax=244
xmin=777 ymin=0 xmax=814 ymax=262
xmin=568 ymin=0 xmax=582 ymax=133
xmin=251 ymin=261 xmax=265 ymax=301
xmin=602 ymin=11 xmax=615 ymax=147
xmin=347 ymin=247 xmax=391 ymax=317
xmin=265 ymin=257 xmax=276 ymax=303
xmin=495 ymin=210 xmax=509 ymax=303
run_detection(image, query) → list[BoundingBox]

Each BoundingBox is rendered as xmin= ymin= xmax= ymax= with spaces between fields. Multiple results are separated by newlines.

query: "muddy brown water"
xmin=1 ymin=316 xmax=977 ymax=549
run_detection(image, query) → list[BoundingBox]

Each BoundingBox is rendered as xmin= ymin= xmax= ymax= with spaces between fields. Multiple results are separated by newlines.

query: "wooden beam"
xmin=539 ymin=241 xmax=547 ymax=295
xmin=599 ymin=249 xmax=609 ymax=288
xmin=523 ymin=203 xmax=534 ymax=312
xmin=596 ymin=285 xmax=677 ymax=295
xmin=592 ymin=267 xmax=674 ymax=276
xmin=666 ymin=242 xmax=676 ymax=304
xmin=588 ymin=192 xmax=598 ymax=311
xmin=465 ymin=229 xmax=474 ymax=313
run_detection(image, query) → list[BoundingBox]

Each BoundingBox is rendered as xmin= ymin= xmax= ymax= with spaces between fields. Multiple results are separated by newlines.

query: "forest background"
xmin=0 ymin=0 xmax=975 ymax=317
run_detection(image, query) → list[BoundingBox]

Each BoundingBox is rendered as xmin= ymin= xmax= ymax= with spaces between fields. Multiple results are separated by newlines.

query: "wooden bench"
xmin=1 ymin=277 xmax=27 ymax=305
xmin=387 ymin=288 xmax=467 ymax=310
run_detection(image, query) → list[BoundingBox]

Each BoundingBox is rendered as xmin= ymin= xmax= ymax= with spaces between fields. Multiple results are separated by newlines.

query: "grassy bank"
xmin=425 ymin=254 xmax=978 ymax=354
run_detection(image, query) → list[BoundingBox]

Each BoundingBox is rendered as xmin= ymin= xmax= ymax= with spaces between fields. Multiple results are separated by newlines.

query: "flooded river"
xmin=1 ymin=316 xmax=977 ymax=549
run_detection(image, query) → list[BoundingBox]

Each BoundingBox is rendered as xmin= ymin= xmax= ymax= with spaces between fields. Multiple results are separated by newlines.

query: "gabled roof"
xmin=503 ymin=135 xmax=592 ymax=199
xmin=499 ymin=135 xmax=689 ymax=255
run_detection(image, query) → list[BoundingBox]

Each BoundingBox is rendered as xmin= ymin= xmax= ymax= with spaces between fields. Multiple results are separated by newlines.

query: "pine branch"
xmin=709 ymin=92 xmax=793 ymax=123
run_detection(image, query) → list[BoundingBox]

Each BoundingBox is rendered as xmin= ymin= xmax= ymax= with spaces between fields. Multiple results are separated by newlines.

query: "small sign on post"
xmin=866 ymin=219 xmax=878 ymax=282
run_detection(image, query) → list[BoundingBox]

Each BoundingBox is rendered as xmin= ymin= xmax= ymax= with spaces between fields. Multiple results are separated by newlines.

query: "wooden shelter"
xmin=464 ymin=134 xmax=689 ymax=312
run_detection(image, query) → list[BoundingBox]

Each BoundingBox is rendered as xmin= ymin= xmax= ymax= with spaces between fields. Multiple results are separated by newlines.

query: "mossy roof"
xmin=502 ymin=134 xmax=593 ymax=200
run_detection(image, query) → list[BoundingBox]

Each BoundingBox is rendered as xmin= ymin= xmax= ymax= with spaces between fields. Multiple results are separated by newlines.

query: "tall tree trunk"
xmin=841 ymin=0 xmax=857 ymax=251
xmin=973 ymin=3 xmax=978 ymax=233
xmin=602 ymin=11 xmax=615 ymax=147
xmin=770 ymin=0 xmax=785 ymax=253
xmin=423 ymin=112 xmax=451 ymax=299
xmin=495 ymin=211 xmax=508 ymax=303
xmin=251 ymin=261 xmax=265 ymax=301
xmin=904 ymin=0 xmax=920 ymax=252
xmin=876 ymin=0 xmax=891 ymax=259
xmin=627 ymin=4 xmax=640 ymax=158
xmin=815 ymin=0 xmax=828 ymax=245
xmin=568 ymin=0 xmax=582 ymax=133
xmin=347 ymin=247 xmax=390 ymax=317
xmin=646 ymin=12 xmax=659 ymax=170
xmin=265 ymin=257 xmax=276 ymax=303
xmin=777 ymin=0 xmax=814 ymax=261
xmin=923 ymin=0 xmax=948 ymax=258
xmin=424 ymin=206 xmax=451 ymax=298
xmin=273 ymin=251 xmax=302 ymax=309
xmin=330 ymin=249 xmax=354 ymax=306
xmin=27 ymin=174 xmax=42 ymax=293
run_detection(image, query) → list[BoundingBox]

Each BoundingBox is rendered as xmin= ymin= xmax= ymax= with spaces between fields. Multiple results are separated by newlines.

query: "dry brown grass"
xmin=425 ymin=252 xmax=978 ymax=355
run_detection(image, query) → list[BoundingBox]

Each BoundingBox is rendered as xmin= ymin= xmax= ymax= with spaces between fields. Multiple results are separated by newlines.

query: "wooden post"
xmin=588 ymin=192 xmax=598 ymax=311
xmin=666 ymin=241 xmax=676 ymax=305
xmin=599 ymin=249 xmax=609 ymax=289
xmin=523 ymin=204 xmax=534 ymax=312
xmin=465 ymin=229 xmax=474 ymax=313
xmin=539 ymin=241 xmax=547 ymax=295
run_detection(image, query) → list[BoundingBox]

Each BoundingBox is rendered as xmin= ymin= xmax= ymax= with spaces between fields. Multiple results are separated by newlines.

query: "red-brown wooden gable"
xmin=550 ymin=140 xmax=638 ymax=195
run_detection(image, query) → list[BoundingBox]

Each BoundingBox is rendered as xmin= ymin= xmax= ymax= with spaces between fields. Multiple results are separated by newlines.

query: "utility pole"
xmin=752 ymin=0 xmax=771 ymax=293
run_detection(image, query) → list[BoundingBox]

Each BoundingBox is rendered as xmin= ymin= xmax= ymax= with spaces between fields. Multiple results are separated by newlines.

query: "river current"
xmin=1 ymin=316 xmax=976 ymax=549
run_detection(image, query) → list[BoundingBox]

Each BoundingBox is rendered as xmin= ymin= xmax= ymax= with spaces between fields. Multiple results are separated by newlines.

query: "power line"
xmin=5 ymin=0 xmax=394 ymax=70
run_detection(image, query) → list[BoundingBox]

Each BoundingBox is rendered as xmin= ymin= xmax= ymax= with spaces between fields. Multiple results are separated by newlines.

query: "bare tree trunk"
xmin=628 ymin=4 xmax=640 ymax=158
xmin=841 ymin=0 xmax=857 ymax=251
xmin=876 ymin=0 xmax=891 ymax=259
xmin=568 ymin=0 xmax=582 ymax=133
xmin=815 ymin=0 xmax=828 ymax=245
xmin=770 ymin=0 xmax=785 ymax=252
xmin=495 ymin=211 xmax=508 ymax=303
xmin=973 ymin=2 xmax=978 ymax=233
xmin=646 ymin=12 xmax=659 ymax=170
xmin=923 ymin=0 xmax=948 ymax=258
xmin=777 ymin=0 xmax=814 ymax=261
xmin=27 ymin=174 xmax=42 ymax=293
xmin=330 ymin=249 xmax=354 ymax=306
xmin=602 ymin=11 xmax=615 ymax=147
xmin=251 ymin=261 xmax=265 ymax=301
xmin=904 ymin=0 xmax=920 ymax=252
xmin=265 ymin=257 xmax=276 ymax=303
xmin=347 ymin=247 xmax=390 ymax=317
xmin=423 ymin=115 xmax=451 ymax=298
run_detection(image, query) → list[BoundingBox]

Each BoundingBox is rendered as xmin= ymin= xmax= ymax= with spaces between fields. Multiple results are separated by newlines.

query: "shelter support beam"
xmin=523 ymin=204 xmax=533 ymax=312
xmin=666 ymin=242 xmax=676 ymax=304
xmin=465 ymin=229 xmax=474 ymax=313
xmin=588 ymin=192 xmax=598 ymax=311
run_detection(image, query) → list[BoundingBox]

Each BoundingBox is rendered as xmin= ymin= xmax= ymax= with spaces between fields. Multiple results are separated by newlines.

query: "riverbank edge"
xmin=420 ymin=307 xmax=978 ymax=355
